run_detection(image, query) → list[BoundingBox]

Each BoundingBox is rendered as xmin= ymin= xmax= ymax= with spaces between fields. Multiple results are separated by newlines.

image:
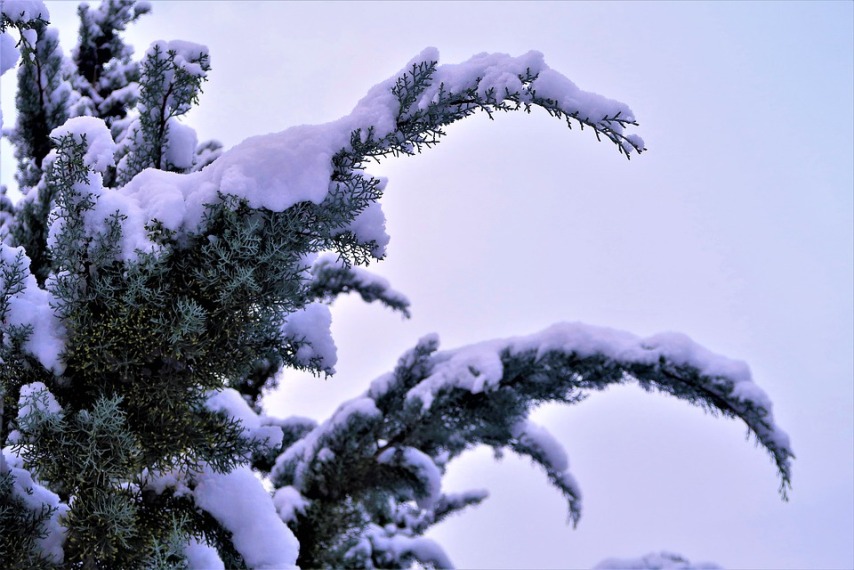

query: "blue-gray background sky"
xmin=1 ymin=2 xmax=852 ymax=568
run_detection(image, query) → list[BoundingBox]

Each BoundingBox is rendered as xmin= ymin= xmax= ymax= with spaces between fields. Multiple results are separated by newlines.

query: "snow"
xmin=140 ymin=467 xmax=192 ymax=498
xmin=405 ymin=339 xmax=505 ymax=410
xmin=45 ymin=166 xmax=158 ymax=263
xmin=364 ymin=525 xmax=454 ymax=569
xmin=120 ymin=169 xmax=186 ymax=231
xmin=512 ymin=419 xmax=568 ymax=472
xmin=100 ymin=82 xmax=140 ymax=116
xmin=265 ymin=414 xmax=319 ymax=433
xmin=19 ymin=26 xmax=33 ymax=48
xmin=594 ymin=551 xmax=722 ymax=570
xmin=418 ymin=50 xmax=641 ymax=146
xmin=2 ymin=448 xmax=68 ymax=563
xmin=193 ymin=465 xmax=299 ymax=569
xmin=0 ymin=0 xmax=49 ymax=23
xmin=204 ymin=387 xmax=283 ymax=450
xmin=110 ymin=48 xmax=641 ymax=263
xmin=510 ymin=419 xmax=582 ymax=518
xmin=163 ymin=118 xmax=197 ymax=169
xmin=7 ymin=46 xmax=636 ymax=263
xmin=273 ymin=485 xmax=310 ymax=524
xmin=184 ymin=538 xmax=225 ymax=570
xmin=0 ymin=28 xmax=16 ymax=128
xmin=407 ymin=322 xmax=766 ymax=412
xmin=0 ymin=245 xmax=65 ymax=374
xmin=145 ymin=39 xmax=209 ymax=80
xmin=400 ymin=322 xmax=792 ymax=480
xmin=205 ymin=388 xmax=261 ymax=430
xmin=341 ymin=258 xmax=408 ymax=305
xmin=368 ymin=372 xmax=396 ymax=400
xmin=377 ymin=446 xmax=443 ymax=508
xmin=533 ymin=67 xmax=626 ymax=121
xmin=203 ymin=122 xmax=344 ymax=211
xmin=280 ymin=302 xmax=337 ymax=373
xmin=16 ymin=381 xmax=62 ymax=419
xmin=272 ymin=397 xmax=381 ymax=490
xmin=341 ymin=199 xmax=389 ymax=258
xmin=451 ymin=489 xmax=489 ymax=504
xmin=635 ymin=332 xmax=752 ymax=387
xmin=414 ymin=49 xmax=536 ymax=106
xmin=1 ymin=30 xmax=18 ymax=75
xmin=43 ymin=118 xmax=164 ymax=263
xmin=49 ymin=116 xmax=117 ymax=173
xmin=309 ymin=253 xmax=410 ymax=311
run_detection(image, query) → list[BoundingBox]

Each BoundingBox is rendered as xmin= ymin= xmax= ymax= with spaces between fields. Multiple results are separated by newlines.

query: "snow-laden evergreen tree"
xmin=0 ymin=2 xmax=793 ymax=568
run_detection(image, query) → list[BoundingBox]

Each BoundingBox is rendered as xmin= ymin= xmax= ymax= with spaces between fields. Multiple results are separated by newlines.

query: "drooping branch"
xmin=269 ymin=323 xmax=792 ymax=568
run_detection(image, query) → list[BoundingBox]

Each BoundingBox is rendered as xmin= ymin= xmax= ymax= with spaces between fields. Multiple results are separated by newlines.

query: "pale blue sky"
xmin=1 ymin=2 xmax=852 ymax=568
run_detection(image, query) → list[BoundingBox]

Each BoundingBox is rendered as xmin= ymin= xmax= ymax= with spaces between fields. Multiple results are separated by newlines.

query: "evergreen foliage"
xmin=69 ymin=0 xmax=149 ymax=127
xmin=0 ymin=2 xmax=792 ymax=569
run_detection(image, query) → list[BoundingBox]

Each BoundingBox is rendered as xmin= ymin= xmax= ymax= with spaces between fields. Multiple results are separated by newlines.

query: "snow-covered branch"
xmin=306 ymin=253 xmax=411 ymax=317
xmin=269 ymin=322 xmax=792 ymax=567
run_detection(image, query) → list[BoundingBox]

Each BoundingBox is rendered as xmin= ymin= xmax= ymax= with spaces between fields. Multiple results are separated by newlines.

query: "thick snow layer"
xmin=193 ymin=465 xmax=299 ymax=569
xmin=184 ymin=538 xmax=225 ymax=570
xmin=163 ymin=118 xmax=198 ymax=169
xmin=45 ymin=168 xmax=157 ymax=263
xmin=50 ymin=117 xmax=117 ymax=173
xmin=145 ymin=39 xmax=209 ymax=80
xmin=280 ymin=303 xmax=337 ymax=372
xmin=204 ymin=387 xmax=283 ymax=450
xmin=111 ymin=48 xmax=641 ymax=262
xmin=2 ymin=449 xmax=68 ymax=563
xmin=0 ymin=245 xmax=65 ymax=373
xmin=408 ymin=322 xmax=764 ymax=410
xmin=205 ymin=388 xmax=261 ymax=430
xmin=423 ymin=50 xmax=539 ymax=103
xmin=594 ymin=551 xmax=722 ymax=570
xmin=66 ymin=48 xmax=614 ymax=262
xmin=0 ymin=31 xmax=16 ymax=130
xmin=199 ymin=122 xmax=347 ymax=212
xmin=117 ymin=169 xmax=187 ymax=233
xmin=342 ymin=200 xmax=389 ymax=258
xmin=0 ymin=0 xmax=49 ymax=23
xmin=44 ymin=118 xmax=161 ymax=262
xmin=404 ymin=322 xmax=792 ymax=477
xmin=1 ymin=31 xmax=18 ymax=76
xmin=273 ymin=485 xmax=310 ymax=524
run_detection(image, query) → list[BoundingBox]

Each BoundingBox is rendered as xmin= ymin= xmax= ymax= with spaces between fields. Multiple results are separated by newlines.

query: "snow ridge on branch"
xmin=112 ymin=48 xmax=643 ymax=260
xmin=270 ymin=323 xmax=792 ymax=568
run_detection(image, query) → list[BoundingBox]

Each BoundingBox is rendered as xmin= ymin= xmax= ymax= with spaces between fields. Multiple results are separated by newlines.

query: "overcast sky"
xmin=1 ymin=1 xmax=852 ymax=569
